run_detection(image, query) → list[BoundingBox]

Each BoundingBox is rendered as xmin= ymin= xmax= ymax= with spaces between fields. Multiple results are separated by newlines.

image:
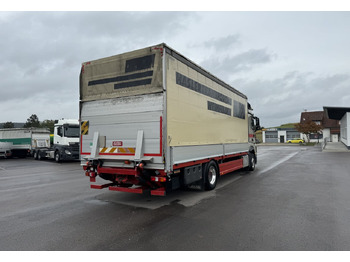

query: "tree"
xmin=295 ymin=120 xmax=323 ymax=143
xmin=41 ymin=119 xmax=55 ymax=133
xmin=3 ymin=122 xmax=15 ymax=128
xmin=24 ymin=114 xmax=40 ymax=128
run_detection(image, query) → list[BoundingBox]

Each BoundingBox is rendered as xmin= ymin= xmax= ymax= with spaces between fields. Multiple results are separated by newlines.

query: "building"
xmin=262 ymin=127 xmax=301 ymax=143
xmin=299 ymin=110 xmax=340 ymax=143
xmin=324 ymin=107 xmax=350 ymax=149
xmin=299 ymin=111 xmax=324 ymax=142
xmin=261 ymin=109 xmax=342 ymax=144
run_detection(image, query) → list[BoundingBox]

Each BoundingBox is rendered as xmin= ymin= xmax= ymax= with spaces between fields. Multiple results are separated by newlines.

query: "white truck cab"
xmin=34 ymin=119 xmax=80 ymax=162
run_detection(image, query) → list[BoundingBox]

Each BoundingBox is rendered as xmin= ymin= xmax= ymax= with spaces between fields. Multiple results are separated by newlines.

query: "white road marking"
xmin=256 ymin=151 xmax=299 ymax=176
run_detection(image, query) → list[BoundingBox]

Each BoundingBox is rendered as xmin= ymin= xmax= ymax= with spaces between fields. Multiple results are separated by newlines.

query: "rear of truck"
xmin=80 ymin=45 xmax=166 ymax=195
xmin=31 ymin=129 xmax=51 ymax=152
xmin=0 ymin=128 xmax=50 ymax=157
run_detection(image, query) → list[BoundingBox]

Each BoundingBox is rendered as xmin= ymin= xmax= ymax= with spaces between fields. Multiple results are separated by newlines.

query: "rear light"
xmin=124 ymin=160 xmax=131 ymax=165
xmin=151 ymin=176 xmax=167 ymax=182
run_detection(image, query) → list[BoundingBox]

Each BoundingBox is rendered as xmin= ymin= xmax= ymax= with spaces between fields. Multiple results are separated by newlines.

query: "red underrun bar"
xmin=97 ymin=166 xmax=138 ymax=176
xmin=151 ymin=188 xmax=166 ymax=196
xmin=109 ymin=186 xmax=147 ymax=194
xmin=91 ymin=183 xmax=115 ymax=189
xmin=219 ymin=159 xmax=243 ymax=176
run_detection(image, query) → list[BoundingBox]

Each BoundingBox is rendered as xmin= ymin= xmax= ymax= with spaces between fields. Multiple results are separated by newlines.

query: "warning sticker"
xmin=81 ymin=121 xmax=89 ymax=135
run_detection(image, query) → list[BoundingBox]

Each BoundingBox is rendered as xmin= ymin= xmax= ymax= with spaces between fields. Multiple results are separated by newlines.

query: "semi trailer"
xmin=33 ymin=119 xmax=80 ymax=162
xmin=80 ymin=43 xmax=260 ymax=196
xmin=0 ymin=128 xmax=50 ymax=157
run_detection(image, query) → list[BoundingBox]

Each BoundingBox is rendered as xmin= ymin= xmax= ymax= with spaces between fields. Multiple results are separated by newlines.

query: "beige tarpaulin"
xmin=80 ymin=44 xmax=164 ymax=102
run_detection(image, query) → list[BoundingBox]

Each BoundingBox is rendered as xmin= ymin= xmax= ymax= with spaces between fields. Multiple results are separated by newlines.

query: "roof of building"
xmin=324 ymin=106 xmax=350 ymax=120
xmin=300 ymin=111 xmax=324 ymax=122
xmin=322 ymin=117 xmax=340 ymax=128
xmin=300 ymin=110 xmax=340 ymax=128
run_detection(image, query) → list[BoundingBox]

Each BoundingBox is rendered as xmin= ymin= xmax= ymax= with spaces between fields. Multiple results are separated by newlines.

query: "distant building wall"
xmin=322 ymin=128 xmax=331 ymax=142
xmin=263 ymin=128 xmax=301 ymax=143
xmin=340 ymin=112 xmax=350 ymax=147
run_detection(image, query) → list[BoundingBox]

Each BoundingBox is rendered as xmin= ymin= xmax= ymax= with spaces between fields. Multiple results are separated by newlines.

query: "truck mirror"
xmin=255 ymin=117 xmax=261 ymax=131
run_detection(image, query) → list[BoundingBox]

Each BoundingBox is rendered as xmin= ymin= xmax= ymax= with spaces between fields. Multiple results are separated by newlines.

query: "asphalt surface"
xmin=1 ymin=145 xmax=350 ymax=251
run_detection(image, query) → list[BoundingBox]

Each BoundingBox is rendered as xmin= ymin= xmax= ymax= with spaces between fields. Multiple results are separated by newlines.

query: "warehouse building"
xmin=262 ymin=128 xmax=301 ymax=143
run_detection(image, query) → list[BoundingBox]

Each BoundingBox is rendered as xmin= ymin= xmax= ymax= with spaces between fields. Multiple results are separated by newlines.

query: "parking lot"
xmin=1 ymin=145 xmax=350 ymax=250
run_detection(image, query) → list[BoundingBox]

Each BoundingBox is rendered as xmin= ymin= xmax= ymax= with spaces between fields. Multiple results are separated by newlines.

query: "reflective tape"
xmin=99 ymin=147 xmax=136 ymax=154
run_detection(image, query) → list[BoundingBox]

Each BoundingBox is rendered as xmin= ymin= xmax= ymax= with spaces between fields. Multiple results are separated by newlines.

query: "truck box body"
xmin=0 ymin=128 xmax=50 ymax=157
xmin=80 ymin=43 xmax=258 ymax=195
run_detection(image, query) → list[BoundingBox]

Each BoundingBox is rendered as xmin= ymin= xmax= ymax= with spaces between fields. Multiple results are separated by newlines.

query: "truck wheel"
xmin=204 ymin=161 xmax=218 ymax=190
xmin=55 ymin=151 xmax=61 ymax=163
xmin=38 ymin=152 xmax=42 ymax=160
xmin=247 ymin=152 xmax=256 ymax=171
xmin=33 ymin=150 xmax=38 ymax=160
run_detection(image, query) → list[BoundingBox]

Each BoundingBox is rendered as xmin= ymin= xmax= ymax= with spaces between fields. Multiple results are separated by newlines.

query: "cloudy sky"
xmin=1 ymin=7 xmax=349 ymax=127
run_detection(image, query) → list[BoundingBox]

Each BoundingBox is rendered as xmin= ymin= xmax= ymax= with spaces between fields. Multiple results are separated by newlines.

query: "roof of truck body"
xmin=80 ymin=43 xmax=247 ymax=101
xmin=161 ymin=43 xmax=247 ymax=100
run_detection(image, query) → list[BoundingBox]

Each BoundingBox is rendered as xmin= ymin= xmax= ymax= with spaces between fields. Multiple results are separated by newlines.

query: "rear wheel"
xmin=204 ymin=161 xmax=218 ymax=190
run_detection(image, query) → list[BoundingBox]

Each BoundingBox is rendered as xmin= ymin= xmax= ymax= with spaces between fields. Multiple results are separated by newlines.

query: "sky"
xmin=1 ymin=3 xmax=349 ymax=128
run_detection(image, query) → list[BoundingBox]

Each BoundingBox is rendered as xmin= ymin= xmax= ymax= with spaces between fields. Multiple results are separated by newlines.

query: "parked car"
xmin=287 ymin=138 xmax=305 ymax=144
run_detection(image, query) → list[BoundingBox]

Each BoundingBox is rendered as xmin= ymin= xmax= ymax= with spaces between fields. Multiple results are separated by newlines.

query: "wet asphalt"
xmin=0 ymin=145 xmax=350 ymax=251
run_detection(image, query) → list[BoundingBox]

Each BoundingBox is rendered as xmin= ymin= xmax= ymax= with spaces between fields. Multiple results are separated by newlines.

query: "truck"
xmin=0 ymin=142 xmax=12 ymax=158
xmin=80 ymin=43 xmax=260 ymax=196
xmin=0 ymin=128 xmax=50 ymax=158
xmin=33 ymin=119 xmax=80 ymax=162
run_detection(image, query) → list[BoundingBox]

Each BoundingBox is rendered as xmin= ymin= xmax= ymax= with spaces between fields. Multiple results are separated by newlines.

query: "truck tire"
xmin=33 ymin=150 xmax=38 ymax=160
xmin=204 ymin=161 xmax=218 ymax=190
xmin=55 ymin=151 xmax=61 ymax=163
xmin=246 ymin=152 xmax=256 ymax=171
xmin=38 ymin=151 xmax=42 ymax=160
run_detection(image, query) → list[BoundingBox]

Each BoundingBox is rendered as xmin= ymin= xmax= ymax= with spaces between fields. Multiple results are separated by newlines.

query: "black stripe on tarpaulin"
xmin=165 ymin=46 xmax=247 ymax=100
xmin=88 ymin=71 xmax=153 ymax=86
xmin=125 ymin=54 xmax=155 ymax=73
xmin=207 ymin=101 xmax=232 ymax=116
xmin=176 ymin=72 xmax=232 ymax=106
xmin=114 ymin=78 xmax=152 ymax=89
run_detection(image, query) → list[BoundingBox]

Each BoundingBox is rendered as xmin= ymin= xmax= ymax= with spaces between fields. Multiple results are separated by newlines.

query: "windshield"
xmin=64 ymin=125 xmax=80 ymax=138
